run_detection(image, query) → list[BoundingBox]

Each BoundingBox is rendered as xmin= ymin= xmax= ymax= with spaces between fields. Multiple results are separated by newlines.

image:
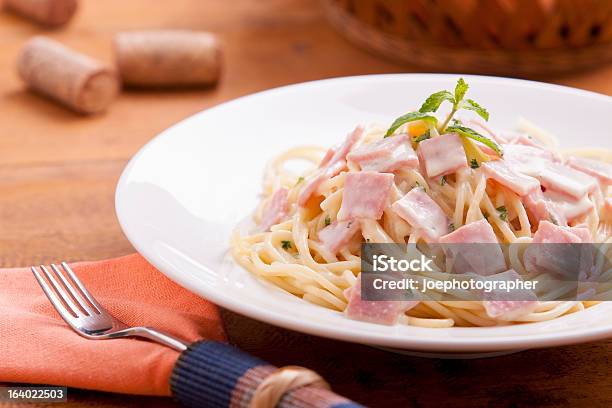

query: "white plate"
xmin=116 ymin=74 xmax=612 ymax=354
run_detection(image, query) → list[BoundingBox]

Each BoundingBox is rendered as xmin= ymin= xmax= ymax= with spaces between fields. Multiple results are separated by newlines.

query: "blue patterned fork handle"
xmin=171 ymin=341 xmax=365 ymax=408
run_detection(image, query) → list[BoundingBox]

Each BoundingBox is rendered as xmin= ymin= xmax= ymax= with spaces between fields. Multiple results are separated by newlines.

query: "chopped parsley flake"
xmin=470 ymin=159 xmax=479 ymax=169
xmin=496 ymin=206 xmax=508 ymax=222
xmin=324 ymin=215 xmax=331 ymax=226
xmin=281 ymin=240 xmax=292 ymax=250
xmin=550 ymin=214 xmax=559 ymax=225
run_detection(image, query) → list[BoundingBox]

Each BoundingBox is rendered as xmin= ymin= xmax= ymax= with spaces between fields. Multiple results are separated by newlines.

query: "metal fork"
xmin=32 ymin=262 xmax=189 ymax=351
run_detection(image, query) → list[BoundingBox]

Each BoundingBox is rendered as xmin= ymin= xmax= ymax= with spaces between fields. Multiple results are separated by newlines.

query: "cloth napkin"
xmin=0 ymin=254 xmax=364 ymax=408
xmin=0 ymin=254 xmax=225 ymax=396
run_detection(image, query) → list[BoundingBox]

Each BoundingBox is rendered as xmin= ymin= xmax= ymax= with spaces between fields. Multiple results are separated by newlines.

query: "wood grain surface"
xmin=1 ymin=1 xmax=611 ymax=407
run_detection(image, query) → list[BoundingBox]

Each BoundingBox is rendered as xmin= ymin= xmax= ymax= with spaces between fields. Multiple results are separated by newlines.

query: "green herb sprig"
xmin=385 ymin=78 xmax=502 ymax=158
xmin=427 ymin=78 xmax=489 ymax=131
xmin=448 ymin=125 xmax=503 ymax=157
xmin=385 ymin=111 xmax=437 ymax=138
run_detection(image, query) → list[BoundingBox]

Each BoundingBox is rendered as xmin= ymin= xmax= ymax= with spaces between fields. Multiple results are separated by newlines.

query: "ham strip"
xmin=525 ymin=221 xmax=593 ymax=280
xmin=297 ymin=173 xmax=326 ymax=207
xmin=391 ymin=188 xmax=449 ymax=241
xmin=464 ymin=119 xmax=506 ymax=144
xmin=503 ymin=131 xmax=543 ymax=148
xmin=318 ymin=220 xmax=360 ymax=254
xmin=502 ymin=144 xmax=557 ymax=177
xmin=347 ymin=134 xmax=419 ymax=173
xmin=439 ymin=219 xmax=499 ymax=244
xmin=483 ymin=270 xmax=538 ymax=320
xmin=566 ymin=156 xmax=612 ymax=185
xmin=525 ymin=221 xmax=584 ymax=274
xmin=438 ymin=219 xmax=506 ymax=276
xmin=484 ymin=299 xmax=538 ymax=320
xmin=344 ymin=277 xmax=418 ymax=325
xmin=603 ymin=198 xmax=612 ymax=222
xmin=320 ymin=125 xmax=364 ymax=177
xmin=568 ymin=226 xmax=591 ymax=243
xmin=532 ymin=220 xmax=585 ymax=244
xmin=298 ymin=126 xmax=364 ymax=206
xmin=537 ymin=163 xmax=597 ymax=200
xmin=337 ymin=172 xmax=394 ymax=221
xmin=482 ymin=160 xmax=540 ymax=196
xmin=329 ymin=125 xmax=364 ymax=168
xmin=260 ymin=188 xmax=289 ymax=231
xmin=522 ymin=189 xmax=568 ymax=227
xmin=463 ymin=120 xmax=545 ymax=151
xmin=318 ymin=148 xmax=335 ymax=169
xmin=417 ymin=134 xmax=467 ymax=178
xmin=543 ymin=190 xmax=594 ymax=222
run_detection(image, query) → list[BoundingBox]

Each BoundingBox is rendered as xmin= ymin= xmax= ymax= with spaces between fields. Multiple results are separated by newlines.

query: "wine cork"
xmin=17 ymin=36 xmax=119 ymax=114
xmin=3 ymin=0 xmax=78 ymax=27
xmin=114 ymin=30 xmax=222 ymax=87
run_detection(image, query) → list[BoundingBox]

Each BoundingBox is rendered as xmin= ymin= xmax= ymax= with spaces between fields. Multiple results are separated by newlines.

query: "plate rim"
xmin=115 ymin=73 xmax=612 ymax=352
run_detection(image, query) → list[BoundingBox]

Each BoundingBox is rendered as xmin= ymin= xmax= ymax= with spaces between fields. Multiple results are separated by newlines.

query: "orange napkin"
xmin=0 ymin=254 xmax=225 ymax=396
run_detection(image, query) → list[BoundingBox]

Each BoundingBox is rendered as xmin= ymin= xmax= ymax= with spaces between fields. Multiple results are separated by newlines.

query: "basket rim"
xmin=321 ymin=0 xmax=612 ymax=51
xmin=322 ymin=0 xmax=612 ymax=75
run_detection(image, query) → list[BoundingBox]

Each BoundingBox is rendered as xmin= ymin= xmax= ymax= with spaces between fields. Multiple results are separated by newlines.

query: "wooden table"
xmin=1 ymin=1 xmax=611 ymax=406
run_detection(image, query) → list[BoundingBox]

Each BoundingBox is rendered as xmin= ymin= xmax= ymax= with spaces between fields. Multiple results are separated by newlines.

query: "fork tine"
xmin=50 ymin=263 xmax=97 ymax=316
xmin=36 ymin=265 xmax=83 ymax=317
xmin=60 ymin=262 xmax=103 ymax=314
xmin=31 ymin=266 xmax=80 ymax=324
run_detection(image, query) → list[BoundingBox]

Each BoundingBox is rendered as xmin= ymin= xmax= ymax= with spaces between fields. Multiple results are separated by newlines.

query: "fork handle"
xmin=111 ymin=327 xmax=189 ymax=351
xmin=171 ymin=340 xmax=364 ymax=408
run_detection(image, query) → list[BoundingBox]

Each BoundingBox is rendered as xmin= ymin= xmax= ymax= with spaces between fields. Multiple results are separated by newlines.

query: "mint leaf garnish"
xmin=446 ymin=125 xmax=503 ymax=157
xmin=419 ymin=90 xmax=454 ymax=113
xmin=385 ymin=111 xmax=437 ymax=137
xmin=454 ymin=78 xmax=469 ymax=104
xmin=462 ymin=99 xmax=489 ymax=121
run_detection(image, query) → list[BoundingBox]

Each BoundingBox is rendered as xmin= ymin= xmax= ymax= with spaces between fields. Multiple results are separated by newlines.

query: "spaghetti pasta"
xmin=231 ymin=84 xmax=611 ymax=328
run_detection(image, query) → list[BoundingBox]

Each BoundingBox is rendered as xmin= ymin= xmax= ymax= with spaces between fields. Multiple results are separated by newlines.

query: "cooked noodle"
xmin=232 ymin=120 xmax=611 ymax=328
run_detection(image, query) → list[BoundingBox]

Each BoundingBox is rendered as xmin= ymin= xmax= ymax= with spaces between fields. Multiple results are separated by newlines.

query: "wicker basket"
xmin=322 ymin=0 xmax=612 ymax=76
